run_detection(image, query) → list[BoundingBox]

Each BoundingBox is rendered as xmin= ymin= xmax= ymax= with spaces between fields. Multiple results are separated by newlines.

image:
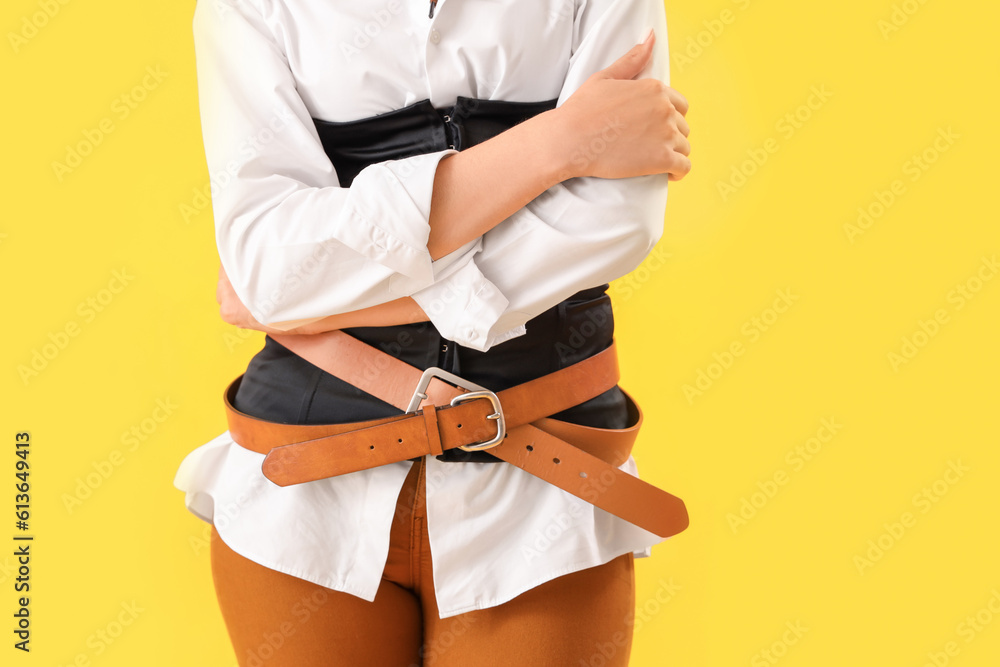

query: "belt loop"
xmin=421 ymin=404 xmax=444 ymax=457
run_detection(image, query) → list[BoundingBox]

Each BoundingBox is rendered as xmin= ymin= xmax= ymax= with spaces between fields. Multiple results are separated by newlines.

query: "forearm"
xmin=426 ymin=109 xmax=571 ymax=260
xmin=281 ymin=297 xmax=429 ymax=334
xmin=277 ymin=108 xmax=580 ymax=331
xmin=425 ymin=30 xmax=685 ymax=263
xmin=218 ymin=259 xmax=429 ymax=335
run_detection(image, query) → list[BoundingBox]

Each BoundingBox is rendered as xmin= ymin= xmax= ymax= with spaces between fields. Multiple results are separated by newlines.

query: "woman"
xmin=174 ymin=0 xmax=691 ymax=664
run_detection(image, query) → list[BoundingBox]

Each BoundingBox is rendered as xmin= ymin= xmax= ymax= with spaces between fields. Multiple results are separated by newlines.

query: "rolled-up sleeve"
xmin=411 ymin=0 xmax=671 ymax=351
xmin=194 ymin=0 xmax=464 ymax=328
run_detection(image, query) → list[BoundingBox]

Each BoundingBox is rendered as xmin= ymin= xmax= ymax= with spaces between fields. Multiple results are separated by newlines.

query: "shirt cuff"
xmin=337 ymin=148 xmax=459 ymax=293
xmin=411 ymin=260 xmax=525 ymax=352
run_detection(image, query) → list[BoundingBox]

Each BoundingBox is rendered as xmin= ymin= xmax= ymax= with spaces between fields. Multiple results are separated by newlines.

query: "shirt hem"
xmin=434 ymin=550 xmax=653 ymax=619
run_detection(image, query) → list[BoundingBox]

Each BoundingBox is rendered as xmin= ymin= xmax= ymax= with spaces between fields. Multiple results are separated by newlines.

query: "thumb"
xmin=597 ymin=29 xmax=655 ymax=80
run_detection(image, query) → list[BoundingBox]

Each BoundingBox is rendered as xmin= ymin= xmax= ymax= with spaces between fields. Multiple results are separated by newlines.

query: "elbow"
xmin=216 ymin=219 xmax=303 ymax=326
xmin=626 ymin=173 xmax=669 ymax=267
xmin=219 ymin=253 xmax=286 ymax=326
xmin=217 ymin=212 xmax=412 ymax=326
xmin=640 ymin=206 xmax=665 ymax=256
xmin=578 ymin=173 xmax=668 ymax=274
xmin=615 ymin=199 xmax=665 ymax=273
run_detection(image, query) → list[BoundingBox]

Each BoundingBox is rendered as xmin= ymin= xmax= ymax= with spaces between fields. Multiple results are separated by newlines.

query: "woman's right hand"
xmin=553 ymin=30 xmax=691 ymax=182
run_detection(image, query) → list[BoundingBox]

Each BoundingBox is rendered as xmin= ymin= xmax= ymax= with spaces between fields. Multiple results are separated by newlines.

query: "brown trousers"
xmin=210 ymin=457 xmax=636 ymax=666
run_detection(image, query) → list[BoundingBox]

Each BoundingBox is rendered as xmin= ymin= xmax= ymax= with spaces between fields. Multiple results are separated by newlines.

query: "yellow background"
xmin=2 ymin=0 xmax=998 ymax=664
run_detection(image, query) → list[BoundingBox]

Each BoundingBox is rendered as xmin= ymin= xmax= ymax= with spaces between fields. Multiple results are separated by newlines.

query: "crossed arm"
xmin=215 ymin=29 xmax=692 ymax=337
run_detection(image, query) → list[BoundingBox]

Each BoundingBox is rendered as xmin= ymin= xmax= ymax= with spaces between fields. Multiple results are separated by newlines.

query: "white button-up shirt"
xmin=175 ymin=0 xmax=673 ymax=618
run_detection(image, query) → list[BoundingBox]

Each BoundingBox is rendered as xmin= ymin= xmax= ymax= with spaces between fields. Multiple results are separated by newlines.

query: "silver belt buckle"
xmin=406 ymin=367 xmax=506 ymax=451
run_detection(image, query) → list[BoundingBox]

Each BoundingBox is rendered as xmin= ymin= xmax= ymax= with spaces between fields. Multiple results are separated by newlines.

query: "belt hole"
xmin=526 ymin=445 xmax=533 ymax=452
xmin=369 ymin=445 xmax=375 ymax=450
xmin=579 ymin=471 xmax=588 ymax=478
xmin=398 ymin=438 xmax=403 ymax=443
xmin=457 ymin=423 xmax=462 ymax=428
xmin=553 ymin=457 xmax=560 ymax=464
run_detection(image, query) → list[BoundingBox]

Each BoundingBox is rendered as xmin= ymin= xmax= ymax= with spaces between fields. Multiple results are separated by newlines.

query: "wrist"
xmin=531 ymin=107 xmax=582 ymax=183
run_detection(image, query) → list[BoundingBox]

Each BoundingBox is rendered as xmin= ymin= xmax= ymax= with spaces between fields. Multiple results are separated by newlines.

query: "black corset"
xmin=314 ymin=96 xmax=564 ymax=188
xmin=232 ymin=96 xmax=630 ymax=463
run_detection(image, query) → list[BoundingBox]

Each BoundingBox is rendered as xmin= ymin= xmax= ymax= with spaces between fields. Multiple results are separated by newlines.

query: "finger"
xmin=666 ymin=87 xmax=689 ymax=117
xmin=673 ymin=112 xmax=690 ymax=139
xmin=599 ymin=31 xmax=654 ymax=81
xmin=667 ymin=154 xmax=692 ymax=181
xmin=672 ymin=133 xmax=691 ymax=158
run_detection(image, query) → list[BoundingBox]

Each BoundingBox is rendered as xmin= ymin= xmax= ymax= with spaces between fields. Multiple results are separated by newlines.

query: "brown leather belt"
xmin=224 ymin=330 xmax=689 ymax=539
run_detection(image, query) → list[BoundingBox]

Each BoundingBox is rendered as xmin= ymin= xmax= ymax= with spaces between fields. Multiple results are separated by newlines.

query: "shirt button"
xmin=429 ymin=29 xmax=441 ymax=44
